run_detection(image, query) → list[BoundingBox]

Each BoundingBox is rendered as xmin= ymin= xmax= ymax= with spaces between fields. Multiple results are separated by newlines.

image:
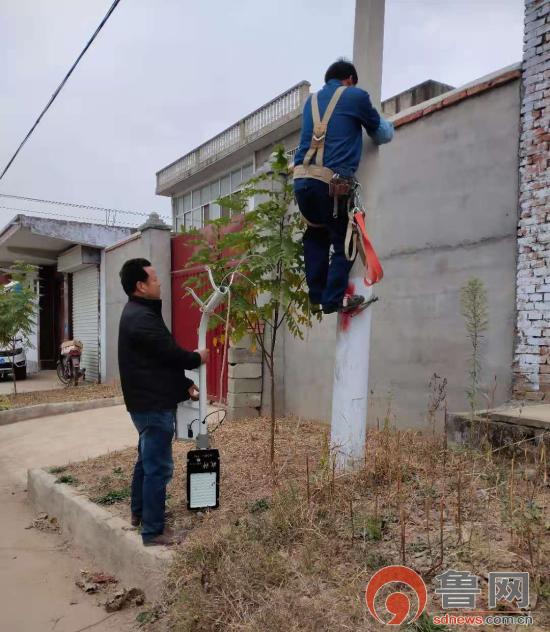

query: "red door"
xmin=171 ymin=234 xmax=228 ymax=403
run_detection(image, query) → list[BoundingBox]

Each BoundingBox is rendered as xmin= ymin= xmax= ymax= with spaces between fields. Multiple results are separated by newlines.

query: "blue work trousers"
xmin=294 ymin=178 xmax=353 ymax=308
xmin=129 ymin=410 xmax=175 ymax=543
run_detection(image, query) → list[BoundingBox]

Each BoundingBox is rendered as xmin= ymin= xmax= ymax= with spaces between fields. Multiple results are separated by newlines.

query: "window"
xmin=220 ymin=175 xmax=230 ymax=196
xmin=174 ymin=162 xmax=255 ymax=230
xmin=210 ymin=203 xmax=221 ymax=220
xmin=210 ymin=181 xmax=220 ymax=201
xmin=192 ymin=208 xmax=202 ymax=229
xmin=231 ymin=169 xmax=242 ymax=191
xmin=242 ymin=163 xmax=253 ymax=184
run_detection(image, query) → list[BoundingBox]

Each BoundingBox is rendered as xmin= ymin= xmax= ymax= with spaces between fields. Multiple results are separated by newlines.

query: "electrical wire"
xmin=203 ymin=408 xmax=227 ymax=434
xmin=0 ymin=193 xmax=169 ymax=221
xmin=0 ymin=0 xmax=124 ymax=182
xmin=186 ymin=408 xmax=227 ymax=438
xmin=0 ymin=204 xmax=139 ymax=227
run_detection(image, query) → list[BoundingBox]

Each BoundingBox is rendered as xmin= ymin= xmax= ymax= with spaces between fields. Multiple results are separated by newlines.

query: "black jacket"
xmin=118 ymin=296 xmax=201 ymax=413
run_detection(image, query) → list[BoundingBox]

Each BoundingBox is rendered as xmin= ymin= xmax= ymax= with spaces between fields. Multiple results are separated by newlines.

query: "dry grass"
xmin=4 ymin=382 xmax=121 ymax=409
xmin=60 ymin=417 xmax=550 ymax=632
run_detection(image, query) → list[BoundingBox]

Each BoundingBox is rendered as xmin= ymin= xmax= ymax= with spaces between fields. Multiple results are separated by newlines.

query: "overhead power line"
xmin=0 ymin=205 xmax=139 ymax=228
xmin=0 ymin=0 xmax=123 ymax=182
xmin=0 ymin=192 xmax=169 ymax=221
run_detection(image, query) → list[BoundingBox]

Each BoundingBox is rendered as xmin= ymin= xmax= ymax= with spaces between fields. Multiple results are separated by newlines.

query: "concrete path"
xmin=0 ymin=405 xmax=139 ymax=632
xmin=480 ymin=402 xmax=550 ymax=429
xmin=0 ymin=369 xmax=60 ymax=395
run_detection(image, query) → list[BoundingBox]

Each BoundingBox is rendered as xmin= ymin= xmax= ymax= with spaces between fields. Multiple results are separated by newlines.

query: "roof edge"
xmin=391 ymin=62 xmax=522 ymax=129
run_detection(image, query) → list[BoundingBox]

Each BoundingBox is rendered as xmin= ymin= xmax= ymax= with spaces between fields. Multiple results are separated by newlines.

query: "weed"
xmin=403 ymin=612 xmax=450 ymax=631
xmin=55 ymin=474 xmax=79 ymax=485
xmin=92 ymin=488 xmax=131 ymax=505
xmin=48 ymin=466 xmax=66 ymax=475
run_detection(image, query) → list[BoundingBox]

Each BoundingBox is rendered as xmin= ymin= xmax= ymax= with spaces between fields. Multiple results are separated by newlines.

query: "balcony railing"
xmin=157 ymin=81 xmax=310 ymax=193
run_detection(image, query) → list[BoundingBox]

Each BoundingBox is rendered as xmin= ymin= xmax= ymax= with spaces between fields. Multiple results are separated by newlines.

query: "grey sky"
xmin=0 ymin=0 xmax=524 ymax=228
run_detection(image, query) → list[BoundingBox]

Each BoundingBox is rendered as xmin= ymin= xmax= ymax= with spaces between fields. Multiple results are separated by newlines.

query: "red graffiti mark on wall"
xmin=340 ymin=283 xmax=355 ymax=333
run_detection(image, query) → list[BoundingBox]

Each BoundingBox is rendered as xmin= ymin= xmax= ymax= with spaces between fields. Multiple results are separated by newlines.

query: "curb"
xmin=0 ymin=396 xmax=125 ymax=426
xmin=27 ymin=468 xmax=172 ymax=601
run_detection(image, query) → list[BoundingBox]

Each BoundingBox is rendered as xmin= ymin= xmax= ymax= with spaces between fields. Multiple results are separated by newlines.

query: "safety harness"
xmin=344 ymin=184 xmax=383 ymax=287
xmin=293 ymin=86 xmax=347 ymax=185
xmin=294 ymin=86 xmax=384 ymax=287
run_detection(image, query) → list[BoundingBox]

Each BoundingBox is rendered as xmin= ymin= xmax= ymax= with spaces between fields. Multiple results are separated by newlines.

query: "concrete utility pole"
xmin=330 ymin=0 xmax=385 ymax=469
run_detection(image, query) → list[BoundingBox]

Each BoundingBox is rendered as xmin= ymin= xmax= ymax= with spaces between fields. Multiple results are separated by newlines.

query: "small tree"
xmin=186 ymin=147 xmax=319 ymax=463
xmin=460 ymin=277 xmax=488 ymax=418
xmin=0 ymin=262 xmax=37 ymax=394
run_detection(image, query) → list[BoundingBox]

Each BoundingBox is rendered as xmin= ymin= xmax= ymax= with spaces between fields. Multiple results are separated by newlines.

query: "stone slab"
xmin=228 ymin=363 xmax=263 ymax=379
xmin=228 ymin=378 xmax=262 ymax=394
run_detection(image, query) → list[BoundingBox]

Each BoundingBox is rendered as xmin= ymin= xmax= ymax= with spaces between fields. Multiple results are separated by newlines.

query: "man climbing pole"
xmin=293 ymin=58 xmax=394 ymax=314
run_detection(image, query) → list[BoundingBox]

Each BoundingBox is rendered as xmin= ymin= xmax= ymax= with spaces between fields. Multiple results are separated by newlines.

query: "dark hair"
xmin=325 ymin=59 xmax=358 ymax=85
xmin=119 ymin=258 xmax=151 ymax=296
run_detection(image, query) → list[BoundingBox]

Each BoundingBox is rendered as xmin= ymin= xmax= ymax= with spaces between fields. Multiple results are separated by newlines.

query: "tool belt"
xmin=329 ymin=173 xmax=356 ymax=218
xmin=329 ymin=174 xmax=354 ymax=198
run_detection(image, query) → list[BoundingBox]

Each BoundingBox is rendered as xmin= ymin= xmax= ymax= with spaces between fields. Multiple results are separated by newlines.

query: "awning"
xmin=0 ymin=215 xmax=135 ymax=267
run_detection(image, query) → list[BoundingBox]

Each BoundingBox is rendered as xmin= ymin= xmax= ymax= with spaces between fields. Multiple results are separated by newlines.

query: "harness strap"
xmin=302 ymin=86 xmax=347 ymax=168
xmin=344 ymin=210 xmax=358 ymax=261
xmin=345 ymin=207 xmax=384 ymax=287
xmin=292 ymin=164 xmax=334 ymax=183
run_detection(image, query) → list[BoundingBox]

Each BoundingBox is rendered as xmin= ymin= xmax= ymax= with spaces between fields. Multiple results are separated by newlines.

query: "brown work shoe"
xmin=143 ymin=528 xmax=182 ymax=547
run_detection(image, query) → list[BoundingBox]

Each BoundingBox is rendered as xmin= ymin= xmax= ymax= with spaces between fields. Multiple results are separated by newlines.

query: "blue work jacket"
xmin=294 ymin=79 xmax=393 ymax=178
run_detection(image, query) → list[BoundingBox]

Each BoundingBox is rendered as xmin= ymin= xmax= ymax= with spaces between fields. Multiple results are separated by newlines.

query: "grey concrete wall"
xmin=284 ymin=79 xmax=521 ymax=426
xmin=104 ymin=229 xmax=172 ymax=382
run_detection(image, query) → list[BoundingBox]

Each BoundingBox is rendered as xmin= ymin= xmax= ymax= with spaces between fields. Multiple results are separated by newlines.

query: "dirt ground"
xmin=0 ymin=404 xmax=139 ymax=632
xmin=59 ymin=416 xmax=550 ymax=632
xmin=1 ymin=382 xmax=121 ymax=409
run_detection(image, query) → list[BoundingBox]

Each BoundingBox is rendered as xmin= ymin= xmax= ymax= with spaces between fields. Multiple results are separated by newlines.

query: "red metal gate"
xmin=171 ymin=233 xmax=228 ymax=403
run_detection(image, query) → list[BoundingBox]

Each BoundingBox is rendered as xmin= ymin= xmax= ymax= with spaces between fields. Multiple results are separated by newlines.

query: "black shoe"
xmin=323 ymin=295 xmax=365 ymax=314
xmin=340 ymin=295 xmax=365 ymax=312
xmin=310 ymin=304 xmax=323 ymax=315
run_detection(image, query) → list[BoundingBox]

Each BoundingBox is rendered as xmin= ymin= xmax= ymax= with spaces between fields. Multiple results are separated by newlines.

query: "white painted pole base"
xmin=330 ymin=281 xmax=372 ymax=470
xmin=330 ymin=0 xmax=385 ymax=470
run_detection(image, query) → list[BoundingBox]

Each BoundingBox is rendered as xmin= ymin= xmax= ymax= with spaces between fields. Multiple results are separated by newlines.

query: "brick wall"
xmin=514 ymin=0 xmax=550 ymax=399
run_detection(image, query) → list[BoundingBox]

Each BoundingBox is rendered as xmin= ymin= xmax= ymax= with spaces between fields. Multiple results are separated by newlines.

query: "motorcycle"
xmin=57 ymin=339 xmax=86 ymax=386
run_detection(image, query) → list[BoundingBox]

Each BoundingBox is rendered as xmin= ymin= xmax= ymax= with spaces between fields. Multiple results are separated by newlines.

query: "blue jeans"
xmin=294 ymin=178 xmax=353 ymax=308
xmin=130 ymin=410 xmax=175 ymax=542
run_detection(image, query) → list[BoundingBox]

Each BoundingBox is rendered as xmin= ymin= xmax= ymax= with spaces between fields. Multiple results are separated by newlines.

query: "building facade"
xmin=0 ymin=214 xmax=136 ymax=381
xmin=156 ymin=1 xmax=549 ymax=424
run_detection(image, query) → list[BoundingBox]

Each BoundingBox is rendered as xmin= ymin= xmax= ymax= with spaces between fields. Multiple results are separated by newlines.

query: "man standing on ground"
xmin=293 ymin=59 xmax=394 ymax=314
xmin=118 ymin=258 xmax=208 ymax=546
